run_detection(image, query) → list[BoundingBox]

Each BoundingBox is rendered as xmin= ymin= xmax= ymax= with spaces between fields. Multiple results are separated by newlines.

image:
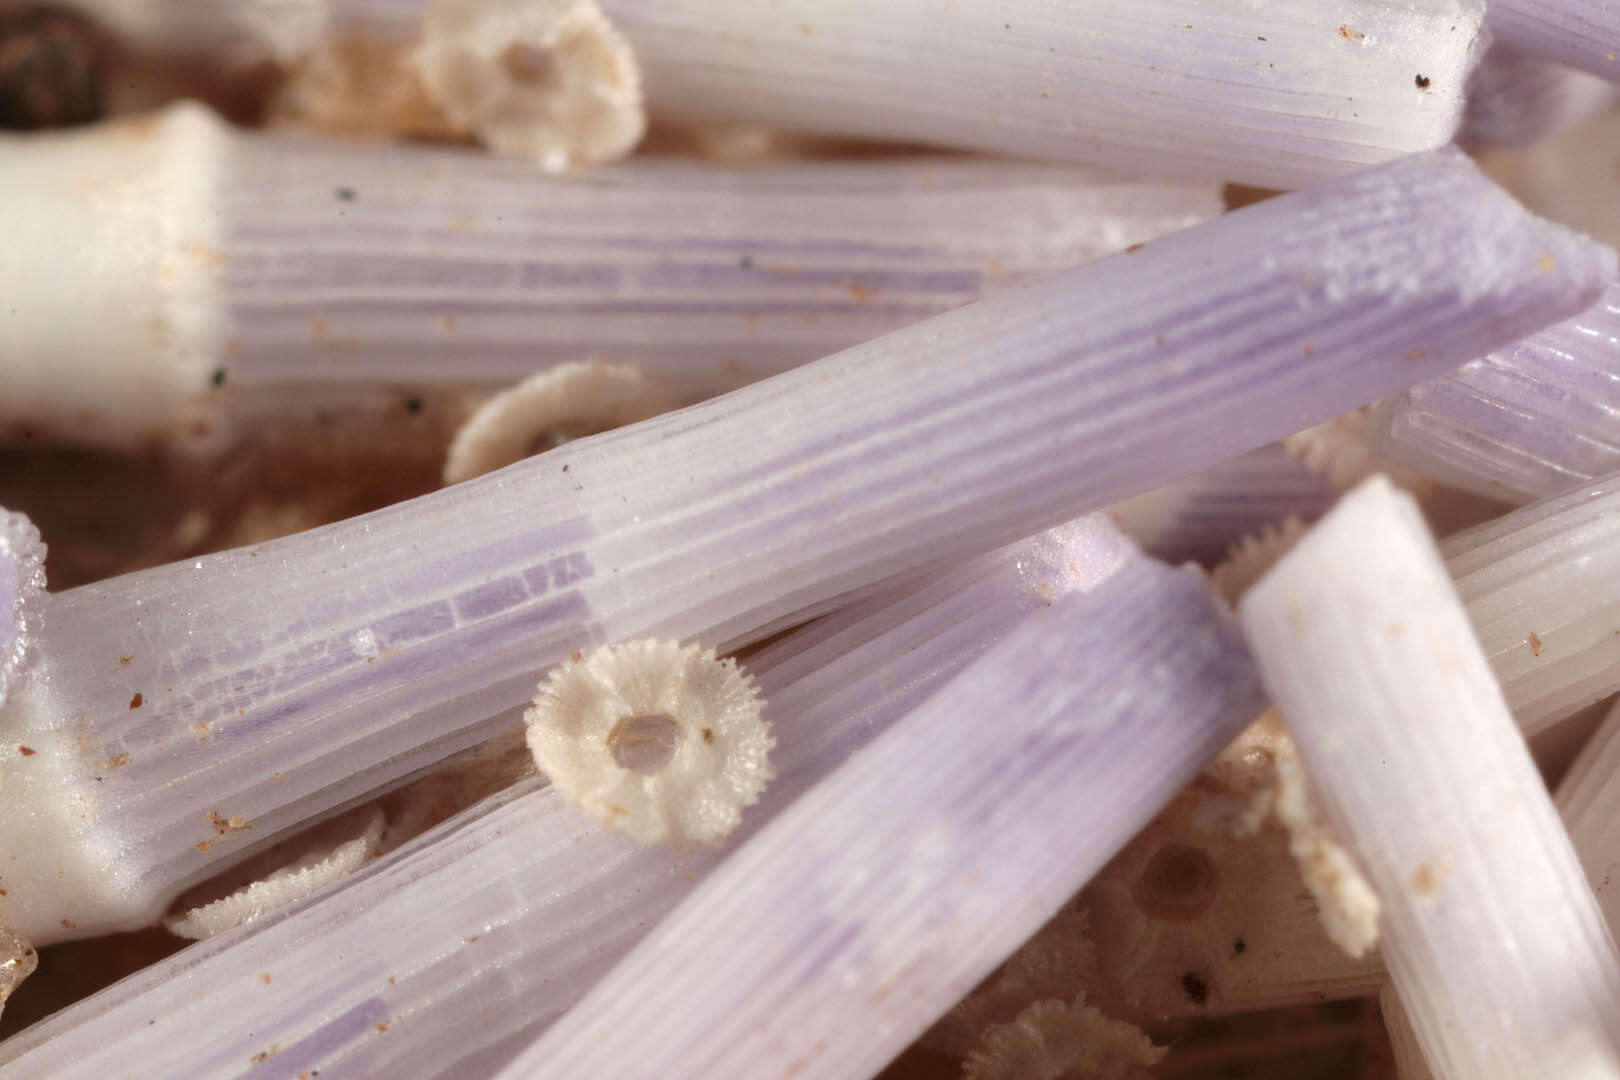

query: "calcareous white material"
xmin=525 ymin=639 xmax=770 ymax=846
xmin=413 ymin=0 xmax=644 ymax=168
xmin=443 ymin=361 xmax=674 ymax=484
xmin=0 ymin=105 xmax=226 ymax=449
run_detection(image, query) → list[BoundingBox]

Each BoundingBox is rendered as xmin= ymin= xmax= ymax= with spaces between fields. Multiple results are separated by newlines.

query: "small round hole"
xmin=1133 ymin=843 xmax=1220 ymax=921
xmin=607 ymin=713 xmax=682 ymax=775
xmin=499 ymin=42 xmax=558 ymax=88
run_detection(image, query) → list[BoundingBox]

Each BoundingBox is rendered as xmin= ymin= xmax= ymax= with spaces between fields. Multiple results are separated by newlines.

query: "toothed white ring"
xmin=524 ymin=639 xmax=771 ymax=847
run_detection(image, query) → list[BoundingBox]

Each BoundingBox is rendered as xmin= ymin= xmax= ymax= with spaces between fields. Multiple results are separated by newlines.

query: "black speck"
xmin=1256 ymin=35 xmax=1267 ymax=40
xmin=1181 ymin=971 xmax=1210 ymax=1005
xmin=738 ymin=254 xmax=754 ymax=269
xmin=1415 ymin=74 xmax=1431 ymax=89
xmin=404 ymin=396 xmax=423 ymax=415
xmin=1233 ymin=938 xmax=1247 ymax=955
xmin=335 ymin=186 xmax=357 ymax=202
xmin=561 ymin=464 xmax=570 ymax=472
xmin=1004 ymin=22 xmax=1011 ymax=29
xmin=211 ymin=367 xmax=227 ymax=387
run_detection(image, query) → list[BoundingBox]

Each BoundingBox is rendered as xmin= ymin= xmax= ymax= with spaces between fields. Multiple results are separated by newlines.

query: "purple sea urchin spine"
xmin=512 ymin=557 xmax=1262 ymax=1079
xmin=0 ymin=103 xmax=1223 ymax=452
xmin=1373 ymin=284 xmax=1620 ymax=503
xmin=1241 ymin=478 xmax=1620 ymax=1080
xmin=0 ymin=145 xmax=1602 ymax=946
xmin=600 ymin=0 xmax=1486 ymax=188
xmin=0 ymin=519 xmax=1133 ymax=1077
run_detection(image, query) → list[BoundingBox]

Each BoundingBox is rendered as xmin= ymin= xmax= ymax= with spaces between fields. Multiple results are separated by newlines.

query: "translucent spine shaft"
xmin=567 ymin=147 xmax=1612 ymax=647
xmin=1372 ymin=283 xmax=1620 ymax=503
xmin=217 ymin=130 xmax=1222 ymax=407
xmin=1 ymin=108 xmax=1220 ymax=450
xmin=0 ymin=520 xmax=1135 ymax=1079
xmin=1460 ymin=44 xmax=1615 ymax=148
xmin=1108 ymin=443 xmax=1341 ymax=566
xmin=1382 ymin=984 xmax=1439 ymax=1080
xmin=1441 ymin=472 xmax=1620 ymax=732
xmin=1488 ymin=0 xmax=1620 ymax=81
xmin=1240 ymin=478 xmax=1620 ymax=1080
xmin=1557 ymin=700 xmax=1620 ymax=937
xmin=599 ymin=0 xmax=1484 ymax=189
xmin=512 ymin=558 xmax=1263 ymax=1080
xmin=0 ymin=145 xmax=1602 ymax=945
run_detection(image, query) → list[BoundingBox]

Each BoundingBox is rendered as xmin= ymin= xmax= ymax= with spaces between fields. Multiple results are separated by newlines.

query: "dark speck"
xmin=1181 ymin=971 xmax=1210 ymax=1005
xmin=738 ymin=255 xmax=754 ymax=269
xmin=1415 ymin=74 xmax=1431 ymax=88
xmin=211 ymin=367 xmax=227 ymax=387
xmin=1257 ymin=35 xmax=1267 ymax=40
xmin=561 ymin=464 xmax=570 ymax=472
xmin=404 ymin=396 xmax=423 ymax=415
xmin=129 ymin=692 xmax=143 ymax=709
xmin=1233 ymin=938 xmax=1247 ymax=955
xmin=335 ymin=186 xmax=357 ymax=201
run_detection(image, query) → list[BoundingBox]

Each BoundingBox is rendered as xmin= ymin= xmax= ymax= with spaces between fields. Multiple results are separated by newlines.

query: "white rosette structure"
xmin=525 ymin=639 xmax=769 ymax=846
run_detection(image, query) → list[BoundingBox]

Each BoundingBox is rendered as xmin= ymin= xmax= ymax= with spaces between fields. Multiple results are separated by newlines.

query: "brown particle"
xmin=16 ymin=746 xmax=33 ymax=757
xmin=190 ymin=722 xmax=211 ymax=744
xmin=1302 ymin=342 xmax=1316 ymax=356
xmin=128 ymin=692 xmax=143 ymax=709
xmin=59 ymin=918 xmax=76 ymax=930
xmin=1528 ymin=631 xmax=1544 ymax=656
xmin=571 ymin=649 xmax=584 ymax=662
xmin=1125 ymin=242 xmax=1147 ymax=254
xmin=845 ymin=281 xmax=876 ymax=303
xmin=1404 ymin=348 xmax=1428 ymax=364
xmin=464 ymin=935 xmax=480 ymax=944
xmin=375 ymin=1022 xmax=391 ymax=1034
xmin=1415 ymin=73 xmax=1431 ymax=89
xmin=1180 ymin=971 xmax=1210 ymax=1005
xmin=259 ymin=972 xmax=272 ymax=984
xmin=118 ymin=655 xmax=132 ymax=666
xmin=701 ymin=728 xmax=715 ymax=745
xmin=1337 ymin=25 xmax=1365 ymax=39
xmin=92 ymin=751 xmax=131 ymax=772
xmin=1414 ymin=862 xmax=1440 ymax=896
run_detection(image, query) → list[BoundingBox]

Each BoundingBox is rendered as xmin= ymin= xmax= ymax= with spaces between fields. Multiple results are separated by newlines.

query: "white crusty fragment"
xmin=524 ymin=639 xmax=770 ymax=846
xmin=962 ymin=995 xmax=1166 ymax=1080
xmin=1241 ymin=477 xmax=1620 ymax=1080
xmin=279 ymin=0 xmax=644 ymax=166
xmin=412 ymin=0 xmax=645 ymax=168
xmin=164 ymin=807 xmax=385 ymax=939
xmin=1271 ymin=740 xmax=1381 ymax=959
xmin=443 ymin=361 xmax=673 ymax=484
xmin=0 ymin=510 xmax=46 ymax=708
